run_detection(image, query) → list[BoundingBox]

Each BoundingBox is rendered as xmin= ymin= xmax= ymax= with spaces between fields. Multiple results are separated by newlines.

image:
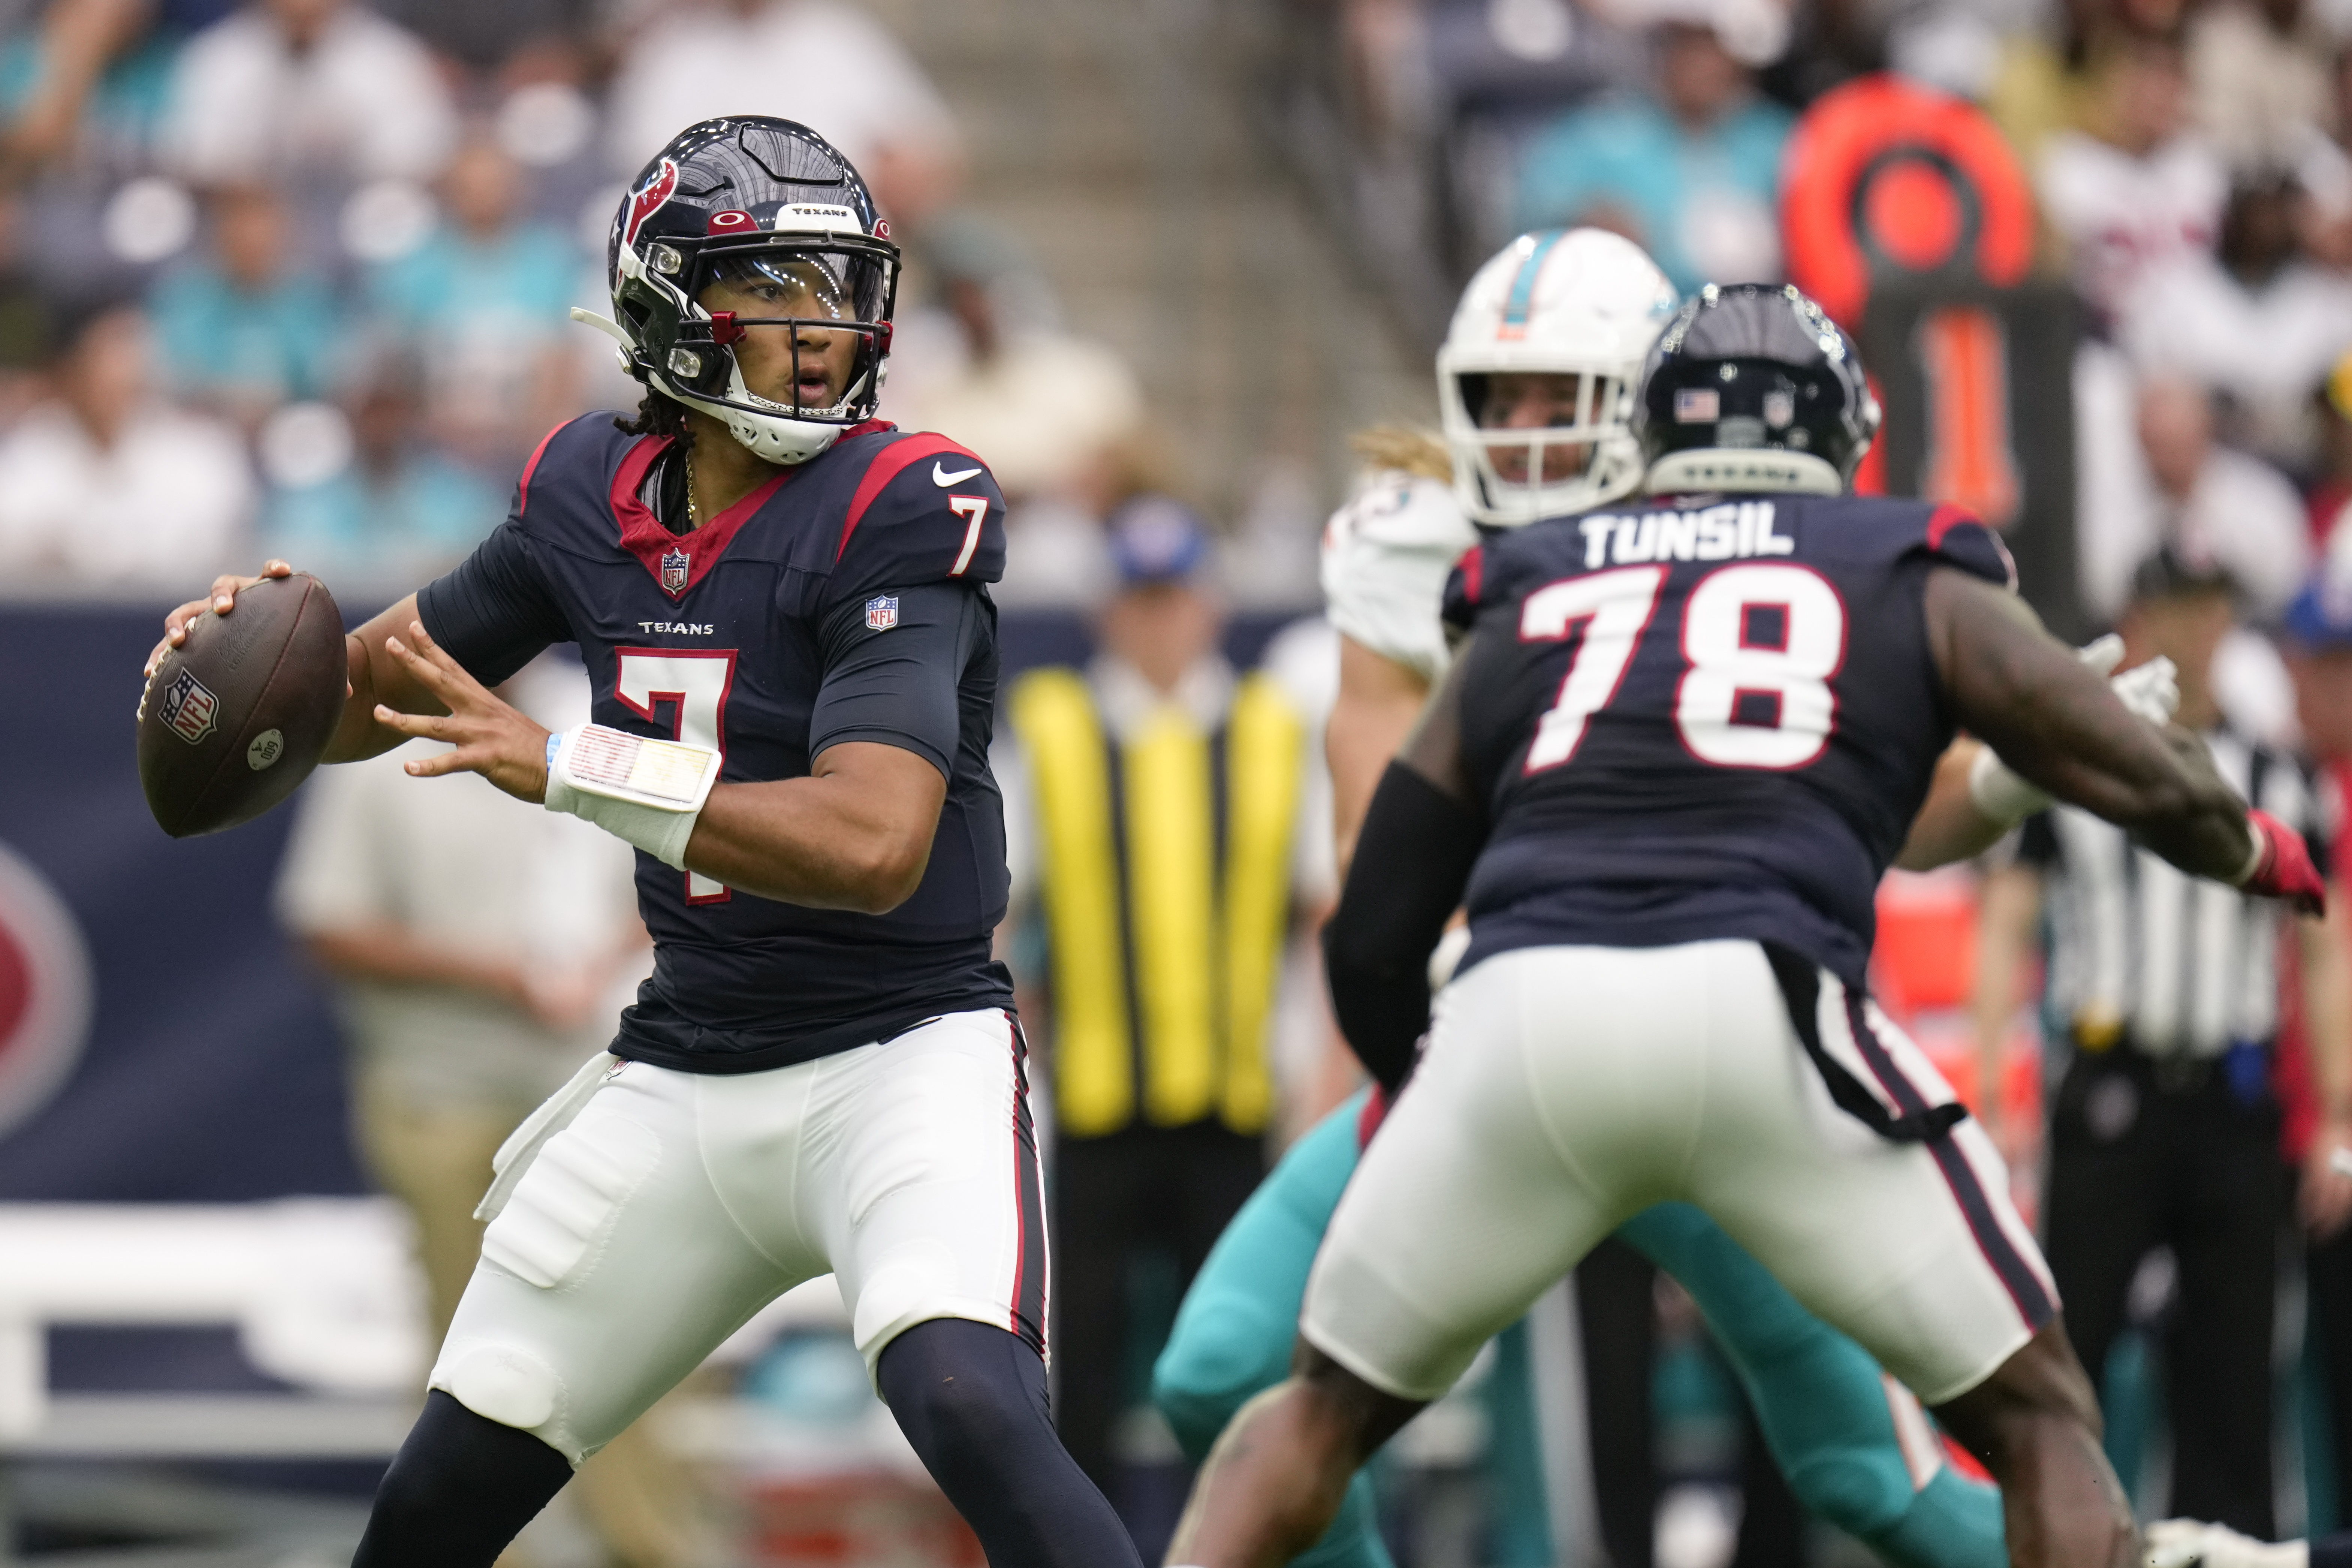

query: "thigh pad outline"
xmin=480 ymin=1110 xmax=661 ymax=1290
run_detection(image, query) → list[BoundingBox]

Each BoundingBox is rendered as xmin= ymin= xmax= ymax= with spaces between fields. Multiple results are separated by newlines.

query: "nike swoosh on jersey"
xmin=933 ymin=462 xmax=984 ymax=487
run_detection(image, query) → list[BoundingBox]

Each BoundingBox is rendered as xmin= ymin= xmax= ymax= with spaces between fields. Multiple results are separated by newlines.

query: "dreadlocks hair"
xmin=615 ymin=385 xmax=694 ymax=450
xmin=614 ymin=385 xmax=698 ymax=529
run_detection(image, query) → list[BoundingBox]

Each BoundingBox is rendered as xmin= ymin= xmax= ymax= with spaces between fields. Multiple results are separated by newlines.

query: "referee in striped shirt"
xmin=1975 ymin=548 xmax=2352 ymax=1538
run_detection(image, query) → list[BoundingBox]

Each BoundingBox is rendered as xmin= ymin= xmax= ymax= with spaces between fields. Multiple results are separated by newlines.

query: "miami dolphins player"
xmin=1150 ymin=229 xmax=2174 ymax=1568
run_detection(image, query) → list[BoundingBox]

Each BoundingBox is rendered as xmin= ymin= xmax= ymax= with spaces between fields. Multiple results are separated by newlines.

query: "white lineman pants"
xmin=429 ymin=1008 xmax=1048 ymax=1463
xmin=1302 ymin=942 xmax=2055 ymax=1408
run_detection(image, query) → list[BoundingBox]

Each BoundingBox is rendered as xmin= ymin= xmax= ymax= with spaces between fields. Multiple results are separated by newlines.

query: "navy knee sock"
xmin=879 ymin=1317 xmax=1144 ymax=1568
xmin=351 ymin=1389 xmax=575 ymax=1567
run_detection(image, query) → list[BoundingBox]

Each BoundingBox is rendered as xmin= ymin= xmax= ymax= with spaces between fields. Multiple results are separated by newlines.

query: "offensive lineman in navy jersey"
xmin=1165 ymin=284 xmax=2330 ymax=1568
xmin=150 ymin=118 xmax=1141 ymax=1568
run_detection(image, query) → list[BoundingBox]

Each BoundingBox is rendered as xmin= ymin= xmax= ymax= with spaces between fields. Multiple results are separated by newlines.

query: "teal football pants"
xmin=1151 ymin=1091 xmax=2009 ymax=1568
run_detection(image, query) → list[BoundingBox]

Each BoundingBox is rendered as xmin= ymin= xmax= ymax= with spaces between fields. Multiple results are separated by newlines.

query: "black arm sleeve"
xmin=1322 ymin=762 xmax=1488 ymax=1093
xmin=414 ymin=522 xmax=572 ymax=687
xmin=808 ymin=581 xmax=979 ymax=780
xmin=2014 ymin=809 xmax=2059 ymax=869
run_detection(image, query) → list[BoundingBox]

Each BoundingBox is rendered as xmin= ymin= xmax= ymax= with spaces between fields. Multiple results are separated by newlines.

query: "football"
xmin=136 ymin=574 xmax=348 ymax=838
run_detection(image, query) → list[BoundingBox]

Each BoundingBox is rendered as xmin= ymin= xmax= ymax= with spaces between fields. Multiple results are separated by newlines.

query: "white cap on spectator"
xmin=1608 ymin=0 xmax=1789 ymax=66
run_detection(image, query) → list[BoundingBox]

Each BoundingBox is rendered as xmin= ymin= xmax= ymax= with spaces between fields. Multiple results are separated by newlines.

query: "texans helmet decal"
xmin=624 ymin=159 xmax=680 ymax=249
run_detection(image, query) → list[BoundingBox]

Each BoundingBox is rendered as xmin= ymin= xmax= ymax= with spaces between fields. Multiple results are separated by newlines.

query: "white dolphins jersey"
xmin=1318 ymin=469 xmax=1478 ymax=683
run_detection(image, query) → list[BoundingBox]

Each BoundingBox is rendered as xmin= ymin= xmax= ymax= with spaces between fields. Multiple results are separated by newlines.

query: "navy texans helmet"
xmin=584 ymin=115 xmax=900 ymax=465
xmin=1635 ymin=282 xmax=1880 ymax=497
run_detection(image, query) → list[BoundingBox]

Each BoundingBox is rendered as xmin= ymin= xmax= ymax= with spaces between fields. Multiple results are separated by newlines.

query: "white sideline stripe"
xmin=2 ymin=1394 xmax=413 ymax=1458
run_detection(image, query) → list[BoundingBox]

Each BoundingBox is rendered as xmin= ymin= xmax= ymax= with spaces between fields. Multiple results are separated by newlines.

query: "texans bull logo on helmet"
xmin=624 ymin=158 xmax=680 ymax=249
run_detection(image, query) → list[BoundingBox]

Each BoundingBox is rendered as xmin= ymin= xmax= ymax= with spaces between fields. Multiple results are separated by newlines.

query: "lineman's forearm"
xmin=2112 ymin=730 xmax=2258 ymax=886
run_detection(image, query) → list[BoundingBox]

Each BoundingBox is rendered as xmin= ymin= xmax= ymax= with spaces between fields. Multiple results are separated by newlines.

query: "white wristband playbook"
xmin=543 ymin=723 xmax=721 ymax=869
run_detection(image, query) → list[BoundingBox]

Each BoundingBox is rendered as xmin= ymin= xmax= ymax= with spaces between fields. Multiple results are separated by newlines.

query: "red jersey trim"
xmin=516 ymin=419 xmax=568 ymax=517
xmin=837 ymin=432 xmax=988 ymax=564
xmin=1457 ymin=543 xmax=1485 ymax=607
xmin=1923 ymin=502 xmax=1977 ymax=550
xmin=1926 ymin=501 xmax=2018 ymax=590
xmin=607 ymin=436 xmax=792 ymax=600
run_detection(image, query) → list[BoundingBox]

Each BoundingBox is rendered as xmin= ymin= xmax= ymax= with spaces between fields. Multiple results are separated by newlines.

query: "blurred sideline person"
xmin=277 ymin=654 xmax=700 ymax=1568
xmin=999 ymin=497 xmax=1320 ymax=1501
xmin=1166 ymin=281 xmax=2326 ymax=1568
xmin=1150 ymin=233 xmax=2177 ymax=1568
xmin=1973 ymin=549 xmax=2352 ymax=1537
xmin=156 ymin=117 xmax=1142 ymax=1568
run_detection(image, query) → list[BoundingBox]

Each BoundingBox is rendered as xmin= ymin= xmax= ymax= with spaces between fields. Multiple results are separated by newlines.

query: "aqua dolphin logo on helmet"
xmin=573 ymin=117 xmax=902 ymax=466
xmin=1438 ymin=228 xmax=1681 ymax=527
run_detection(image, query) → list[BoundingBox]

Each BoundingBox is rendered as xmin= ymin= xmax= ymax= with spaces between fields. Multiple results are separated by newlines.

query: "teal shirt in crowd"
xmin=150 ymin=264 xmax=344 ymax=405
xmin=1513 ymin=94 xmax=1793 ymax=296
xmin=263 ymin=452 xmax=504 ymax=585
xmin=366 ymin=224 xmax=578 ymax=344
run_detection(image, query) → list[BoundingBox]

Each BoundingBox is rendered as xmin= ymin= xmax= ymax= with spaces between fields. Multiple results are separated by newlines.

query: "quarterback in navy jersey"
xmin=1166 ymin=285 xmax=2328 ymax=1568
xmin=153 ymin=118 xmax=1140 ymax=1568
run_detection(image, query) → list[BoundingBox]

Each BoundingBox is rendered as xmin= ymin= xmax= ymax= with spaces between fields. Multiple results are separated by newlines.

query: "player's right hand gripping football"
xmin=2237 ymin=808 xmax=2328 ymax=917
xmin=146 ymin=560 xmax=296 ymax=679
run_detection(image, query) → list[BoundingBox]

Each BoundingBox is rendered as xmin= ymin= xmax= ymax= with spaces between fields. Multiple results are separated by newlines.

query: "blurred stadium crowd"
xmin=0 ymin=0 xmax=1163 ymax=606
xmin=1303 ymin=0 xmax=2352 ymax=637
xmin=6 ymin=0 xmax=2352 ymax=649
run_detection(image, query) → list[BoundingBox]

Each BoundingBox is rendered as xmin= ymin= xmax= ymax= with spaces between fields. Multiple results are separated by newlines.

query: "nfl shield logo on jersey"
xmin=158 ymin=669 xmax=219 ymax=745
xmin=866 ymin=595 xmax=899 ymax=631
xmin=660 ymin=547 xmax=690 ymax=595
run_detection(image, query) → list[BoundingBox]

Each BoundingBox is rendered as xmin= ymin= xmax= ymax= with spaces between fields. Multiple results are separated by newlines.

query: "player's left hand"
xmin=371 ymin=620 xmax=551 ymax=804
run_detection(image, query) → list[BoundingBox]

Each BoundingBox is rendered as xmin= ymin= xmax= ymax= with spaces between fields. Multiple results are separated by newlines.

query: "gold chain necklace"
xmin=683 ymin=451 xmax=701 ymax=531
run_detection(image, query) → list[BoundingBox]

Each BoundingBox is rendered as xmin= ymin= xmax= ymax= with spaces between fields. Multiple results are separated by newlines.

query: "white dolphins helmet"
xmin=1438 ymin=229 xmax=1681 ymax=527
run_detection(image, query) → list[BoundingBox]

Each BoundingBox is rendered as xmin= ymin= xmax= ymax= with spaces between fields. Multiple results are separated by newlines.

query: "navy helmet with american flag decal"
xmin=1635 ymin=282 xmax=1880 ymax=498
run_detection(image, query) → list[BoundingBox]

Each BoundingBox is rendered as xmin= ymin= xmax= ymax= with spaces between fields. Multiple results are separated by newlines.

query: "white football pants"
xmin=430 ymin=1008 xmax=1047 ymax=1463
xmin=1302 ymin=941 xmax=2054 ymax=1408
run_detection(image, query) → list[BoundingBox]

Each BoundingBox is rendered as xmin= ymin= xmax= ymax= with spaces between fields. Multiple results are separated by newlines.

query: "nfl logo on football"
xmin=660 ymin=547 xmax=690 ymax=595
xmin=159 ymin=669 xmax=219 ymax=745
xmin=866 ymin=595 xmax=899 ymax=631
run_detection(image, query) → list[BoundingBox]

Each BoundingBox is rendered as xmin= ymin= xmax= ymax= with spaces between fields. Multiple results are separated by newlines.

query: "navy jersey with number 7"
xmin=415 ymin=414 xmax=1015 ymax=1074
xmin=1440 ymin=491 xmax=2015 ymax=989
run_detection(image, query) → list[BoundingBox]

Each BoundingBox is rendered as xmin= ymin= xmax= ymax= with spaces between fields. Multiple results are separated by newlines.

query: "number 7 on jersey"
xmin=616 ymin=648 xmax=738 ymax=902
